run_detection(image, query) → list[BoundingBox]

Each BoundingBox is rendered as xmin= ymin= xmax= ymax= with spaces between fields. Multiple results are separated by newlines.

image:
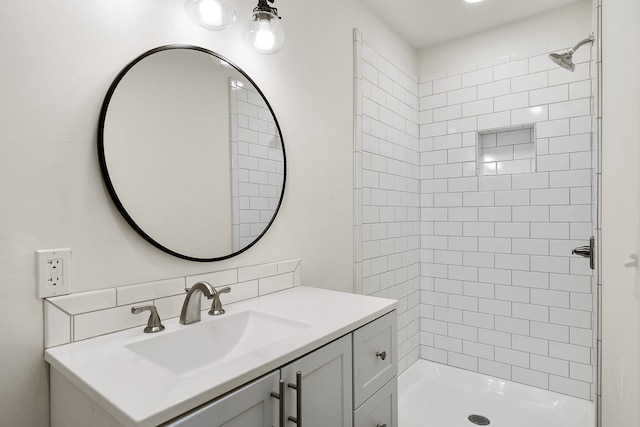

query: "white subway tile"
xmin=531 ymin=256 xmax=570 ymax=274
xmin=448 ymin=147 xmax=476 ymax=163
xmin=463 ymin=311 xmax=495 ymax=329
xmin=569 ymin=80 xmax=591 ymax=100
xmin=495 ymin=223 xmax=530 ymax=238
xmin=189 ymin=269 xmax=239 ymax=288
xmin=530 ymin=188 xmax=570 ymax=205
xmin=494 ymin=59 xmax=528 ymax=80
xmin=434 ymin=105 xmax=462 ymax=122
xmin=530 ymin=321 xmax=569 ymax=342
xmin=463 ymin=252 xmax=495 ymax=268
xmin=463 ymin=341 xmax=494 ymax=359
xmin=512 ymin=173 xmax=549 ymax=189
xmin=531 ymin=289 xmax=570 ymax=308
xmin=117 ymin=278 xmax=185 ymax=306
xmin=478 ymin=268 xmax=512 ymax=285
xmin=549 ymin=341 xmax=591 ymax=364
xmin=478 ymin=207 xmax=511 ymax=221
xmin=449 ymin=265 xmax=479 ymax=282
xmin=44 ymin=301 xmax=71 ymax=348
xmin=548 ymin=134 xmax=591 ymax=154
xmin=259 ymin=272 xmax=294 ymax=295
xmin=512 ymin=303 xmax=548 ymax=322
xmin=570 ymin=361 xmax=594 ymax=382
xmin=449 ymin=207 xmax=479 ymax=221
xmin=448 ymin=87 xmax=478 ymax=105
xmin=550 ymin=307 xmax=592 ymax=329
xmin=496 ymin=348 xmax=530 ymax=368
xmin=433 ymin=75 xmax=462 ymax=94
xmin=434 ymin=222 xmax=463 ymax=236
xmin=549 ymin=98 xmax=592 ymax=120
xmin=549 ymin=375 xmax=591 ymax=400
xmin=421 ymin=346 xmax=448 ymax=364
xmin=495 ymin=315 xmax=530 ymax=335
xmin=495 ymin=285 xmax=529 ymax=303
xmin=463 ymin=99 xmax=494 ymax=117
xmin=464 ymin=282 xmax=496 ymax=298
xmin=74 ymin=302 xmax=150 ymax=341
xmin=48 ymin=289 xmax=117 ymax=315
xmin=463 ymin=192 xmax=495 ymax=207
xmin=433 ymin=193 xmax=462 ymax=207
xmin=478 ymin=176 xmax=511 ymax=191
xmin=447 ymin=117 xmax=477 ymax=134
xmin=449 ymin=236 xmax=479 ymax=251
xmin=448 ymin=177 xmax=478 ymax=192
xmin=421 ymin=93 xmax=447 ymax=110
xmin=512 ymin=106 xmax=548 ymax=125
xmin=513 ymin=206 xmax=550 ymax=222
xmin=463 ymin=222 xmax=495 ymax=237
xmin=449 ymin=294 xmax=479 ymax=311
xmin=494 ymin=92 xmax=529 ymax=112
xmin=433 ymin=134 xmax=462 ymax=150
xmin=434 ymin=334 xmax=463 ymax=353
xmin=495 ymin=190 xmax=530 ymax=206
xmin=570 ymin=151 xmax=592 ymax=170
xmin=531 ymin=354 xmax=569 ymax=376
xmin=478 ymin=80 xmax=511 ymax=99
xmin=153 ymin=294 xmax=185 ymax=320
xmin=570 ymin=292 xmax=593 ymax=311
xmin=512 ymin=239 xmax=549 ymax=255
xmin=435 ymin=250 xmax=463 ymax=266
xmin=434 ymin=306 xmax=463 ymax=323
xmin=537 ymin=119 xmax=570 ymax=138
xmin=549 ymin=274 xmax=591 ymax=293
xmin=513 ymin=334 xmax=549 ymax=355
xmin=512 ymin=271 xmax=550 ymax=289
xmin=550 ymin=205 xmax=591 ymax=222
xmin=479 ymin=237 xmax=512 ymax=253
xmin=495 ymin=254 xmax=530 ymax=271
xmin=512 ymin=367 xmax=549 ymax=388
xmin=530 ymin=85 xmax=569 ymax=106
xmin=478 ymin=112 xmax=511 ymax=130
xmin=462 ymin=68 xmax=493 ymax=87
xmin=512 ymin=72 xmax=548 ymax=93
xmin=479 ymin=359 xmax=512 ymax=380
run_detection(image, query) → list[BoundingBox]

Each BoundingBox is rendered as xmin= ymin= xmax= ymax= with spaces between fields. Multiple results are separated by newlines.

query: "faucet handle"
xmin=131 ymin=305 xmax=165 ymax=333
xmin=209 ymin=286 xmax=231 ymax=316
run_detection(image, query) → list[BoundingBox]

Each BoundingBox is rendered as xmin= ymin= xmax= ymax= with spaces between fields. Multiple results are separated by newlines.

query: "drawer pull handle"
xmin=377 ymin=424 xmax=387 ymax=427
xmin=270 ymin=379 xmax=285 ymax=427
xmin=288 ymin=371 xmax=302 ymax=426
xmin=376 ymin=351 xmax=387 ymax=361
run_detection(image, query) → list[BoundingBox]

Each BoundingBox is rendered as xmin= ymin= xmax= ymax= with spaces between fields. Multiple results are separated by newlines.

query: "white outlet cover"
xmin=36 ymin=248 xmax=71 ymax=299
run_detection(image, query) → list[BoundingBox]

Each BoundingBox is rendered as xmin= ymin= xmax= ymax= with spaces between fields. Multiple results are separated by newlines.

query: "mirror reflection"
xmin=99 ymin=46 xmax=286 ymax=261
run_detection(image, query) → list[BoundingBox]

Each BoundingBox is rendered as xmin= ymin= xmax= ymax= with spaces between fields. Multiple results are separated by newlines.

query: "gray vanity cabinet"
xmin=165 ymin=371 xmax=280 ymax=426
xmin=166 ymin=334 xmax=353 ymax=427
xmin=281 ymin=334 xmax=353 ymax=427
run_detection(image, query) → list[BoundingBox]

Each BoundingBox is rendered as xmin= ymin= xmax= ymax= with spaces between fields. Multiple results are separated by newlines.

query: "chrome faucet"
xmin=179 ymin=281 xmax=231 ymax=325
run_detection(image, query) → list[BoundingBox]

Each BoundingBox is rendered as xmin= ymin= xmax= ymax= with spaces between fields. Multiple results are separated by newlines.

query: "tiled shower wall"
xmin=354 ymin=30 xmax=422 ymax=373
xmin=419 ymin=46 xmax=596 ymax=399
xmin=230 ymin=79 xmax=284 ymax=251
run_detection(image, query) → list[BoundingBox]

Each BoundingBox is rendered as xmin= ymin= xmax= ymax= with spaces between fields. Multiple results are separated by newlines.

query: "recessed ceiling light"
xmin=465 ymin=0 xmax=484 ymax=3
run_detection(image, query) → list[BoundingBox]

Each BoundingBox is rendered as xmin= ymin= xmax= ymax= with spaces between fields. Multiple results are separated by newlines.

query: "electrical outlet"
xmin=36 ymin=248 xmax=71 ymax=299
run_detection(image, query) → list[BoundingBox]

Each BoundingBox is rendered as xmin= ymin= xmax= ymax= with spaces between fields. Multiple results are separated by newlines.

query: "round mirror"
xmin=98 ymin=45 xmax=286 ymax=261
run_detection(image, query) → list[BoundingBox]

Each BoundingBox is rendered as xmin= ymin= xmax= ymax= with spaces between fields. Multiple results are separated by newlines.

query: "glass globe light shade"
xmin=243 ymin=11 xmax=285 ymax=54
xmin=184 ymin=0 xmax=236 ymax=31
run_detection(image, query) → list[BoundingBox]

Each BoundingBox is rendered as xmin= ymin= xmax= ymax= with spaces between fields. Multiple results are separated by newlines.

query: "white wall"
xmin=601 ymin=0 xmax=640 ymax=424
xmin=0 ymin=0 xmax=415 ymax=425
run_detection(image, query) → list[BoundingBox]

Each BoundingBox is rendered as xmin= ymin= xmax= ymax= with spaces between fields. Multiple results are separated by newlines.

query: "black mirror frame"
xmin=97 ymin=44 xmax=287 ymax=262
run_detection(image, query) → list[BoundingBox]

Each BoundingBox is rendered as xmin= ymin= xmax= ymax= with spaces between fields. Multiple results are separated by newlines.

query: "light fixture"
xmin=243 ymin=0 xmax=285 ymax=55
xmin=184 ymin=0 xmax=236 ymax=31
xmin=464 ymin=0 xmax=485 ymax=3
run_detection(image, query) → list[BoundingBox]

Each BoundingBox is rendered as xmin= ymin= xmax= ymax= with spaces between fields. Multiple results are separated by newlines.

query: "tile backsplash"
xmin=44 ymin=259 xmax=302 ymax=348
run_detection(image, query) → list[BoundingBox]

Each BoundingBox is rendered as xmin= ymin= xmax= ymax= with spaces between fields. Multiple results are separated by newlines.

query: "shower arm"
xmin=570 ymin=35 xmax=595 ymax=53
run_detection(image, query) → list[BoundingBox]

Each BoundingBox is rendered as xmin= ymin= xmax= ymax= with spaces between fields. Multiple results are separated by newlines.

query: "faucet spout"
xmin=179 ymin=281 xmax=215 ymax=325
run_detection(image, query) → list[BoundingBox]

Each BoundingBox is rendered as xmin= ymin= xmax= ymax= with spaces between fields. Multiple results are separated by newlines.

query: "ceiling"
xmin=363 ymin=0 xmax=586 ymax=50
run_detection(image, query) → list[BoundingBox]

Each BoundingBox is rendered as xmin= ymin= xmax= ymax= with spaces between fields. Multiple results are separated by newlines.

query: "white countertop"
xmin=45 ymin=286 xmax=397 ymax=426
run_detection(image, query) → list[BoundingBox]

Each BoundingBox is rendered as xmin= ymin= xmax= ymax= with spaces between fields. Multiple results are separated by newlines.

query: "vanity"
xmin=45 ymin=286 xmax=398 ymax=427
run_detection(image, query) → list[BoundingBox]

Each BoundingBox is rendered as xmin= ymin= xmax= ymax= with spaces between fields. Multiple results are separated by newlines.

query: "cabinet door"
xmin=352 ymin=312 xmax=397 ymax=408
xmin=281 ymin=335 xmax=353 ymax=427
xmin=165 ymin=371 xmax=279 ymax=427
xmin=353 ymin=378 xmax=397 ymax=427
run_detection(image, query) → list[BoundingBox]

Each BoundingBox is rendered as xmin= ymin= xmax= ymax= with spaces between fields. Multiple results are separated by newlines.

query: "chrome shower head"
xmin=548 ymin=34 xmax=594 ymax=72
xmin=549 ymin=52 xmax=575 ymax=72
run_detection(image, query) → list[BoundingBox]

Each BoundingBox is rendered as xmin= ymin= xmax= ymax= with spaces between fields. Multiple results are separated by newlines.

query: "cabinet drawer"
xmin=353 ymin=378 xmax=397 ymax=427
xmin=352 ymin=312 xmax=397 ymax=408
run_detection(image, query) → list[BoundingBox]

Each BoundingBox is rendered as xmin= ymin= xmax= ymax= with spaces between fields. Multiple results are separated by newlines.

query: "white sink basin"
xmin=126 ymin=310 xmax=313 ymax=376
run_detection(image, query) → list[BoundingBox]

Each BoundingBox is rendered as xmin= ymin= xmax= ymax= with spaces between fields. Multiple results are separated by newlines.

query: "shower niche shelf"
xmin=476 ymin=124 xmax=537 ymax=176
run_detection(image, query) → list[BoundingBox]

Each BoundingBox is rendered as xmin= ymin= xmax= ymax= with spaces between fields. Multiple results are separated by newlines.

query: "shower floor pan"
xmin=399 ymin=360 xmax=595 ymax=427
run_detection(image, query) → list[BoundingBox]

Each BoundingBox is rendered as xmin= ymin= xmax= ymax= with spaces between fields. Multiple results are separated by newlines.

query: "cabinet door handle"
xmin=376 ymin=351 xmax=387 ymax=361
xmin=287 ymin=371 xmax=302 ymax=426
xmin=377 ymin=424 xmax=387 ymax=427
xmin=270 ymin=379 xmax=285 ymax=427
